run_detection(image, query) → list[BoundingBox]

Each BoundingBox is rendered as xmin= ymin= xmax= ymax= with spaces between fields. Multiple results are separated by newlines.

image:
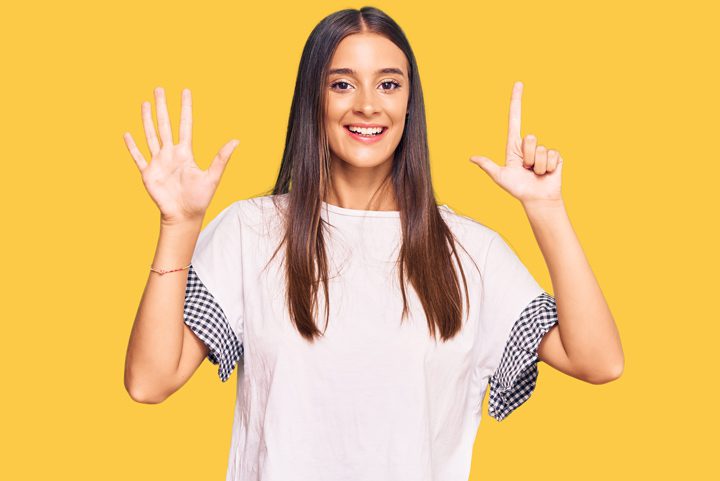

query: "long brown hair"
xmin=262 ymin=6 xmax=480 ymax=343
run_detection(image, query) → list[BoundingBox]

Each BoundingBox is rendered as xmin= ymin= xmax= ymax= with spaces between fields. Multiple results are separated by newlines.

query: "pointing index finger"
xmin=507 ymin=81 xmax=523 ymax=151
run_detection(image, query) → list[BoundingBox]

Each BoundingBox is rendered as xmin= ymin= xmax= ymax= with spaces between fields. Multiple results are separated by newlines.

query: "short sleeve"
xmin=183 ymin=202 xmax=245 ymax=382
xmin=478 ymin=233 xmax=559 ymax=421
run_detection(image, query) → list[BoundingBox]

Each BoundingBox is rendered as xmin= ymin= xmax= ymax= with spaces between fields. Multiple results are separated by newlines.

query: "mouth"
xmin=343 ymin=125 xmax=388 ymax=143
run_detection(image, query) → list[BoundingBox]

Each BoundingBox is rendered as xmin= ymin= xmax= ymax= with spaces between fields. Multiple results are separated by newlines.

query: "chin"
xmin=331 ymin=147 xmax=399 ymax=170
xmin=335 ymin=154 xmax=389 ymax=169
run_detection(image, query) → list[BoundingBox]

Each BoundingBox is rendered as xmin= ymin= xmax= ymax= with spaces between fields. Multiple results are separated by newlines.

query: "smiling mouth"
xmin=343 ymin=125 xmax=387 ymax=137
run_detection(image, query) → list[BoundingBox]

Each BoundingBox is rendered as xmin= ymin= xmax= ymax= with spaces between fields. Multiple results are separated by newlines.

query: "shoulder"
xmin=437 ymin=204 xmax=506 ymax=272
xmin=229 ymin=192 xmax=288 ymax=236
xmin=439 ymin=204 xmax=499 ymax=247
xmin=235 ymin=192 xmax=288 ymax=212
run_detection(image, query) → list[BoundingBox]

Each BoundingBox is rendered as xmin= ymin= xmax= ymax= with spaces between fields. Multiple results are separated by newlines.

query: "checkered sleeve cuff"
xmin=183 ymin=264 xmax=244 ymax=382
xmin=488 ymin=292 xmax=558 ymax=421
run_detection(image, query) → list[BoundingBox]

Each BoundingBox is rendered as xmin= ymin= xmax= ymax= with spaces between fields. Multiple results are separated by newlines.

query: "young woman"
xmin=123 ymin=6 xmax=623 ymax=481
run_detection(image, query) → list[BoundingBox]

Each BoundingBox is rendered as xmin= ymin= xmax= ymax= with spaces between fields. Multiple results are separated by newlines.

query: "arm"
xmin=124 ymin=218 xmax=210 ymax=403
xmin=470 ymin=81 xmax=624 ymax=385
xmin=122 ymin=86 xmax=240 ymax=402
xmin=524 ymin=199 xmax=624 ymax=384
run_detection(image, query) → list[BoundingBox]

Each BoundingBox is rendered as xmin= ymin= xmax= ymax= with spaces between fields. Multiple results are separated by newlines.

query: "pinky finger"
xmin=123 ymin=132 xmax=148 ymax=172
xmin=547 ymin=149 xmax=559 ymax=172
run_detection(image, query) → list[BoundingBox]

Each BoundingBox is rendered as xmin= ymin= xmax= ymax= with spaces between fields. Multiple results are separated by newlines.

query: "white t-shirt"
xmin=183 ymin=193 xmax=558 ymax=481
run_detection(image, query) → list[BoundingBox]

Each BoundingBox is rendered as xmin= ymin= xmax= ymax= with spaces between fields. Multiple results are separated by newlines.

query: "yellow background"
xmin=1 ymin=0 xmax=716 ymax=479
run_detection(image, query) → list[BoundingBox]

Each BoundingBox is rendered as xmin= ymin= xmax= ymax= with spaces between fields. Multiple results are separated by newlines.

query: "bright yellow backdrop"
xmin=1 ymin=0 xmax=716 ymax=479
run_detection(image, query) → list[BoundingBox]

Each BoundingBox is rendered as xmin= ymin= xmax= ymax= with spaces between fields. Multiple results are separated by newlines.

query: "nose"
xmin=353 ymin=87 xmax=381 ymax=117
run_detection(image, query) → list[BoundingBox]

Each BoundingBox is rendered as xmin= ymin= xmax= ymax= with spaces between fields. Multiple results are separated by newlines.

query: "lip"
xmin=343 ymin=125 xmax=388 ymax=144
xmin=344 ymin=123 xmax=387 ymax=128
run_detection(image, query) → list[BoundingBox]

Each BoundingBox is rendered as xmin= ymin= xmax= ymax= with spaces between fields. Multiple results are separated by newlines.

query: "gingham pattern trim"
xmin=488 ymin=292 xmax=558 ymax=421
xmin=183 ymin=264 xmax=244 ymax=382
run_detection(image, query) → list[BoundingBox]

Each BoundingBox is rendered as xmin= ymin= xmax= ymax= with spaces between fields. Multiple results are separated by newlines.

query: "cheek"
xmin=325 ymin=95 xmax=352 ymax=119
xmin=324 ymin=117 xmax=345 ymax=154
xmin=387 ymin=103 xmax=408 ymax=130
xmin=389 ymin=103 xmax=408 ymax=124
xmin=324 ymin=106 xmax=349 ymax=140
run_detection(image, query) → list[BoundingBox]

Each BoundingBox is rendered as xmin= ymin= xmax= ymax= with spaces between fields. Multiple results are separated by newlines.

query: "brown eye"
xmin=330 ymin=81 xmax=352 ymax=90
xmin=380 ymin=80 xmax=401 ymax=90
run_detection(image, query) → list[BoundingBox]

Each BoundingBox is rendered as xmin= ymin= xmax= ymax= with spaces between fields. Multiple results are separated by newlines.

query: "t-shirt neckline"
xmin=320 ymin=201 xmax=449 ymax=218
xmin=321 ymin=201 xmax=399 ymax=217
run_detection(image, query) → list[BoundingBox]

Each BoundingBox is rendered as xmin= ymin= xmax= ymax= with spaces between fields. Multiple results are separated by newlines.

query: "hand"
xmin=469 ymin=81 xmax=563 ymax=206
xmin=123 ymin=87 xmax=240 ymax=225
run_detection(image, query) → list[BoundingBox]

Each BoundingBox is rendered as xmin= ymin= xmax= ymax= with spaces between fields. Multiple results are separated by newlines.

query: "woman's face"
xmin=324 ymin=32 xmax=410 ymax=171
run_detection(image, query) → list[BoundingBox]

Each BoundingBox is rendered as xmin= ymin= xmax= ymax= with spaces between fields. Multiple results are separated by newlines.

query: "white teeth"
xmin=348 ymin=126 xmax=384 ymax=135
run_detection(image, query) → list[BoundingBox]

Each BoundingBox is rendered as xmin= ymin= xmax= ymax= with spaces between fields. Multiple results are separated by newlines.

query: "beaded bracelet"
xmin=150 ymin=264 xmax=191 ymax=275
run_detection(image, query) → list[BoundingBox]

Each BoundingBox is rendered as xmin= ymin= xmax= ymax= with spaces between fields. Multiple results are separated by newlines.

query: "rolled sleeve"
xmin=184 ymin=265 xmax=244 ymax=382
xmin=477 ymin=232 xmax=558 ymax=420
xmin=487 ymin=292 xmax=558 ymax=421
xmin=182 ymin=201 xmax=245 ymax=382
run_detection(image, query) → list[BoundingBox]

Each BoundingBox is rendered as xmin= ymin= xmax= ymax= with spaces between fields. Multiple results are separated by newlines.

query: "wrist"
xmin=160 ymin=215 xmax=204 ymax=231
xmin=158 ymin=217 xmax=203 ymax=247
xmin=521 ymin=197 xmax=566 ymax=212
xmin=522 ymin=198 xmax=570 ymax=229
xmin=154 ymin=219 xmax=203 ymax=273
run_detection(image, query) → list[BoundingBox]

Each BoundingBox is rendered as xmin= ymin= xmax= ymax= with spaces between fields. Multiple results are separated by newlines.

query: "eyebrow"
xmin=327 ymin=67 xmax=405 ymax=77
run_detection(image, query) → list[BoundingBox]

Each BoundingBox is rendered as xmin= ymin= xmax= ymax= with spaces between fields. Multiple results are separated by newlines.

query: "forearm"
xmin=124 ymin=217 xmax=203 ymax=402
xmin=522 ymin=199 xmax=624 ymax=381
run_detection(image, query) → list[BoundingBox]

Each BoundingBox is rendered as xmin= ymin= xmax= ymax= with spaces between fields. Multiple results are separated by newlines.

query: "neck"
xmin=324 ymin=157 xmax=398 ymax=211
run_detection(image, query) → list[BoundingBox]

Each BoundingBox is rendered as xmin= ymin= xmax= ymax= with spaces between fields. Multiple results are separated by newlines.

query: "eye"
xmin=380 ymin=80 xmax=401 ymax=91
xmin=330 ymin=81 xmax=353 ymax=91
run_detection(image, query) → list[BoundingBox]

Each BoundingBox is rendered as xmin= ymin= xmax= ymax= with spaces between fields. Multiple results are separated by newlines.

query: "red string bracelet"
xmin=150 ymin=264 xmax=191 ymax=276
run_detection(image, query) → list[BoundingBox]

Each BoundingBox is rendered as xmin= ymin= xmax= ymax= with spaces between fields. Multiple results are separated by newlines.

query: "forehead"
xmin=329 ymin=33 xmax=407 ymax=75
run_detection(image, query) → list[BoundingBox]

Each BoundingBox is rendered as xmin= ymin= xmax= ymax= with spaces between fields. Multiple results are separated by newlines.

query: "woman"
xmin=123 ymin=6 xmax=623 ymax=481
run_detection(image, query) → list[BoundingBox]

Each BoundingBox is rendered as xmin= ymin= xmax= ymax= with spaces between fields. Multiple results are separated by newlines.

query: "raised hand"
xmin=470 ymin=81 xmax=563 ymax=206
xmin=123 ymin=87 xmax=240 ymax=225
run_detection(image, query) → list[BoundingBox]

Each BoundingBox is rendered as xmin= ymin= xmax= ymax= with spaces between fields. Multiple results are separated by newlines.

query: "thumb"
xmin=208 ymin=139 xmax=240 ymax=181
xmin=470 ymin=156 xmax=501 ymax=183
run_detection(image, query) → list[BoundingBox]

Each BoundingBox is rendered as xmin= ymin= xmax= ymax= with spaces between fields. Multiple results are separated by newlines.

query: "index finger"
xmin=507 ymin=81 xmax=523 ymax=148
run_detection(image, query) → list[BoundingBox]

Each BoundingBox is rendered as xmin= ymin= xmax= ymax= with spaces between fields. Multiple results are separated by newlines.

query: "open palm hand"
xmin=123 ymin=87 xmax=240 ymax=225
